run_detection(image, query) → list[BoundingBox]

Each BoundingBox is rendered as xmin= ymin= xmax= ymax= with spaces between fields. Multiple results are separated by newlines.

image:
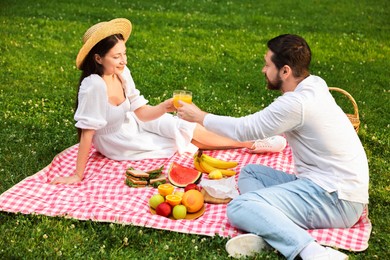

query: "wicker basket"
xmin=329 ymin=87 xmax=360 ymax=133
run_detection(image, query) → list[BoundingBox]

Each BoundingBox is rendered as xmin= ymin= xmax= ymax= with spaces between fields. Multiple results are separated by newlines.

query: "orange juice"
xmin=180 ymin=94 xmax=192 ymax=104
xmin=173 ymin=91 xmax=192 ymax=108
xmin=173 ymin=94 xmax=181 ymax=108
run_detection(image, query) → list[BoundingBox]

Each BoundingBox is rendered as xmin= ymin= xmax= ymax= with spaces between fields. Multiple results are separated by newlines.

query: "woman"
xmin=51 ymin=18 xmax=285 ymax=184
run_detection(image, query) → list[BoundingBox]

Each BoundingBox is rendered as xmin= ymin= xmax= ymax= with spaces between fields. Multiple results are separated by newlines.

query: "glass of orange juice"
xmin=173 ymin=90 xmax=192 ymax=109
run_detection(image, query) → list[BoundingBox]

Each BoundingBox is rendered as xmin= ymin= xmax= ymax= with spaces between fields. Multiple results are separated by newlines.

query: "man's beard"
xmin=265 ymin=74 xmax=282 ymax=90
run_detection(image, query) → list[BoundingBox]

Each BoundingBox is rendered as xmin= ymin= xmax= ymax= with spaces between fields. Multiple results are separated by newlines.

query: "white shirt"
xmin=204 ymin=75 xmax=369 ymax=204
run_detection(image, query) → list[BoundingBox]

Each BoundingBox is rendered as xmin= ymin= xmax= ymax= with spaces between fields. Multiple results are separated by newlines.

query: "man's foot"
xmin=225 ymin=233 xmax=267 ymax=258
xmin=249 ymin=136 xmax=287 ymax=153
xmin=305 ymin=247 xmax=348 ymax=260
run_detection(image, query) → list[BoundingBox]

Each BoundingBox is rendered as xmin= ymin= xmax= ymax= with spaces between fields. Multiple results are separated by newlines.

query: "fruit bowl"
xmin=149 ymin=205 xmax=205 ymax=220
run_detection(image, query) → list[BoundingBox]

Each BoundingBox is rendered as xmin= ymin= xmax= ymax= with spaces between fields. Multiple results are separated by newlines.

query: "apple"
xmin=172 ymin=205 xmax=187 ymax=220
xmin=149 ymin=194 xmax=165 ymax=209
xmin=155 ymin=202 xmax=172 ymax=217
xmin=184 ymin=183 xmax=200 ymax=192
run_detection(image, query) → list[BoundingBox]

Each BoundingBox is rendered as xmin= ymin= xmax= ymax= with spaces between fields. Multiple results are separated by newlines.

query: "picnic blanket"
xmin=0 ymin=144 xmax=371 ymax=251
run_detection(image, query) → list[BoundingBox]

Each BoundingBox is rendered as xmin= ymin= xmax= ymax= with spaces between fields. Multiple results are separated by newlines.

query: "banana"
xmin=200 ymin=153 xmax=238 ymax=169
xmin=219 ymin=168 xmax=236 ymax=177
xmin=199 ymin=158 xmax=236 ymax=177
xmin=193 ymin=156 xmax=205 ymax=172
xmin=198 ymin=158 xmax=214 ymax=173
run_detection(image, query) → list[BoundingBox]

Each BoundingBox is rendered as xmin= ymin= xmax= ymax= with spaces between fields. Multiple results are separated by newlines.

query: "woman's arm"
xmin=134 ymin=98 xmax=176 ymax=122
xmin=51 ymin=129 xmax=95 ymax=184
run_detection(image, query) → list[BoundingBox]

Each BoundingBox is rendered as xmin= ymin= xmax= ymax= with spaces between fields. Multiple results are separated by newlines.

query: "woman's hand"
xmin=160 ymin=98 xmax=176 ymax=113
xmin=50 ymin=174 xmax=82 ymax=185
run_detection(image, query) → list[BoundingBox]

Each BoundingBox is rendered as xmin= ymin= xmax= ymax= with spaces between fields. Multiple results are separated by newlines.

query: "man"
xmin=177 ymin=34 xmax=369 ymax=260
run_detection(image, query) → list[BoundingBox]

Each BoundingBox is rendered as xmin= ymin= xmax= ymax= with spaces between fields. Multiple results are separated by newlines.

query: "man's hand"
xmin=50 ymin=174 xmax=82 ymax=185
xmin=177 ymin=101 xmax=208 ymax=125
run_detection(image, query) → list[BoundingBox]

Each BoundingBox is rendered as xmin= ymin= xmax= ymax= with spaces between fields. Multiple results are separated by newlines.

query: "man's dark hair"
xmin=267 ymin=34 xmax=311 ymax=78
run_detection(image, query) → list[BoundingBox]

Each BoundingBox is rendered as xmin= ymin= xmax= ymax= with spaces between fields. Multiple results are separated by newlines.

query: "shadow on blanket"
xmin=0 ymin=144 xmax=371 ymax=251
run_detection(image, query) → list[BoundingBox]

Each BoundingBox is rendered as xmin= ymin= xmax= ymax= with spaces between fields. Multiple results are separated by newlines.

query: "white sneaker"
xmin=249 ymin=136 xmax=287 ymax=153
xmin=225 ymin=234 xmax=267 ymax=258
xmin=305 ymin=247 xmax=348 ymax=260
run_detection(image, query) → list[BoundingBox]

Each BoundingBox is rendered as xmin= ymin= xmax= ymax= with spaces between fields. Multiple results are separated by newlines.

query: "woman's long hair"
xmin=75 ymin=34 xmax=125 ymax=140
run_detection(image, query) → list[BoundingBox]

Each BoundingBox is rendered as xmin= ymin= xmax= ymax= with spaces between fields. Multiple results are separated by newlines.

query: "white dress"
xmin=74 ymin=66 xmax=197 ymax=161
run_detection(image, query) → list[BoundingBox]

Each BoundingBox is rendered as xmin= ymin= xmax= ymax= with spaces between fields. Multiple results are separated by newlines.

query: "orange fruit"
xmin=158 ymin=183 xmax=174 ymax=196
xmin=181 ymin=189 xmax=204 ymax=213
xmin=165 ymin=194 xmax=182 ymax=206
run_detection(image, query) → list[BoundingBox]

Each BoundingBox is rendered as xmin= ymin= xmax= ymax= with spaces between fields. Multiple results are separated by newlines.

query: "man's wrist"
xmin=198 ymin=112 xmax=208 ymax=126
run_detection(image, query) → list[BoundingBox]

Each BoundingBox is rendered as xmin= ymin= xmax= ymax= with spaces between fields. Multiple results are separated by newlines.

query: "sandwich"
xmin=125 ymin=166 xmax=167 ymax=188
xmin=149 ymin=174 xmax=167 ymax=187
xmin=125 ymin=169 xmax=149 ymax=188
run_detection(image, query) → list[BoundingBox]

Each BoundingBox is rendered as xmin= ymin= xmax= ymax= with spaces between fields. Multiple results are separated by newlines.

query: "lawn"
xmin=0 ymin=0 xmax=389 ymax=258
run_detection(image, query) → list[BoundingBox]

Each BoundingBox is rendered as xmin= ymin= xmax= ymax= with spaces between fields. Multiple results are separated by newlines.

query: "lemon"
xmin=174 ymin=191 xmax=185 ymax=198
xmin=209 ymin=169 xmax=223 ymax=179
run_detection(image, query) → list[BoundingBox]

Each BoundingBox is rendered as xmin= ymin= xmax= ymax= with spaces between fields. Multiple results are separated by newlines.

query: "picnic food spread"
xmin=126 ymin=157 xmax=239 ymax=220
xmin=193 ymin=150 xmax=238 ymax=177
xmin=149 ymin=183 xmax=205 ymax=220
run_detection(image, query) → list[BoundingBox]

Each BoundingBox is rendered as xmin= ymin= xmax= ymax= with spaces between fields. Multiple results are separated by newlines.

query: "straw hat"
xmin=76 ymin=18 xmax=132 ymax=69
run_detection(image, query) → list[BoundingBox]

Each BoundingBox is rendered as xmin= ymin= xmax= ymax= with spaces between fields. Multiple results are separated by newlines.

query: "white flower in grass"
xmin=123 ymin=237 xmax=129 ymax=246
xmin=164 ymin=244 xmax=169 ymax=250
xmin=43 ymin=234 xmax=48 ymax=239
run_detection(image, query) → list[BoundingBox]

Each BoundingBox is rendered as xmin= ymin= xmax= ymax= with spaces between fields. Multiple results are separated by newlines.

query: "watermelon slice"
xmin=168 ymin=162 xmax=202 ymax=188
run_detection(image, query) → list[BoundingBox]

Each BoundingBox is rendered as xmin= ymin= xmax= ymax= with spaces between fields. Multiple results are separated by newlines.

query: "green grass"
xmin=1 ymin=0 xmax=389 ymax=258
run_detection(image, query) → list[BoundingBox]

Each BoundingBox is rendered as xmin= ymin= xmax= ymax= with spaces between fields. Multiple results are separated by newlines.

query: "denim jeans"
xmin=226 ymin=164 xmax=364 ymax=260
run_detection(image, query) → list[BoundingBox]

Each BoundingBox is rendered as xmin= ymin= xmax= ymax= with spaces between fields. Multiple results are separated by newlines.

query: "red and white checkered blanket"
xmin=0 ymin=144 xmax=371 ymax=251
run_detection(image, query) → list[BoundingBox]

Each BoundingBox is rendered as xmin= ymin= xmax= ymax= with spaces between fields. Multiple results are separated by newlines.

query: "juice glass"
xmin=173 ymin=90 xmax=192 ymax=109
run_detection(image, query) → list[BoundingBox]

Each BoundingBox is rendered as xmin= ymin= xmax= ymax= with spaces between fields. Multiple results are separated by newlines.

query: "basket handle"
xmin=329 ymin=87 xmax=359 ymax=118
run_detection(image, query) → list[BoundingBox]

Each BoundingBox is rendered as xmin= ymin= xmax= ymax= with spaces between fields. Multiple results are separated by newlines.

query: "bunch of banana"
xmin=193 ymin=150 xmax=238 ymax=177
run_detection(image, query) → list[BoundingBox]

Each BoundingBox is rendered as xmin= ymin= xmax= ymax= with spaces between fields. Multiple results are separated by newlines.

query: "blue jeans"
xmin=227 ymin=164 xmax=364 ymax=260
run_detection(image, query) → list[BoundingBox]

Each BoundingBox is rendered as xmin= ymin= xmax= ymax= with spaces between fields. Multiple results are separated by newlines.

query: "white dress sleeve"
xmin=74 ymin=75 xmax=108 ymax=130
xmin=121 ymin=66 xmax=148 ymax=111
